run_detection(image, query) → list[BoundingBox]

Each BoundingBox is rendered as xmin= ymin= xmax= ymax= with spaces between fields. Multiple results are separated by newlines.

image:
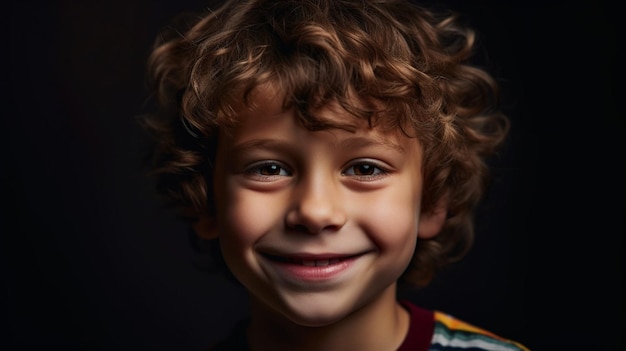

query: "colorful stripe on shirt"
xmin=430 ymin=311 xmax=530 ymax=351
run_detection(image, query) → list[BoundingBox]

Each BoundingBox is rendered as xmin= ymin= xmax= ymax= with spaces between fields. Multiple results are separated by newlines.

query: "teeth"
xmin=295 ymin=259 xmax=338 ymax=266
xmin=315 ymin=259 xmax=329 ymax=266
xmin=278 ymin=256 xmax=346 ymax=266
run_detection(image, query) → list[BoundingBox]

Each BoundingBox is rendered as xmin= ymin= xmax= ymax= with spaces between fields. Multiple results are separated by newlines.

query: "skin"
xmin=201 ymin=88 xmax=446 ymax=351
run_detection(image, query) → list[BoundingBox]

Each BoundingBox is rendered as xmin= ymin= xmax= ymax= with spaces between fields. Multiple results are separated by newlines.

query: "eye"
xmin=247 ymin=161 xmax=291 ymax=177
xmin=342 ymin=161 xmax=388 ymax=179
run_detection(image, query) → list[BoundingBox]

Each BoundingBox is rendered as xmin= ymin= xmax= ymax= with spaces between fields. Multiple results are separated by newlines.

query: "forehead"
xmin=231 ymin=84 xmax=412 ymax=134
xmin=226 ymin=86 xmax=420 ymax=153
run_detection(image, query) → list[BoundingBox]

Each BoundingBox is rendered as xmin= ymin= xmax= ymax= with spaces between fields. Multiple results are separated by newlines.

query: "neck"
xmin=246 ymin=285 xmax=409 ymax=351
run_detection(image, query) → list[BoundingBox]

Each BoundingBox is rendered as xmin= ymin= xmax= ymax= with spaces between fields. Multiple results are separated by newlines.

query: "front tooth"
xmin=315 ymin=259 xmax=330 ymax=266
xmin=302 ymin=260 xmax=316 ymax=266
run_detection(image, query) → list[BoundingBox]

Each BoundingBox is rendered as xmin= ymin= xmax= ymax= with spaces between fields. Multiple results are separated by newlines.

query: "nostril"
xmin=293 ymin=224 xmax=309 ymax=233
xmin=288 ymin=222 xmax=343 ymax=235
xmin=285 ymin=197 xmax=348 ymax=234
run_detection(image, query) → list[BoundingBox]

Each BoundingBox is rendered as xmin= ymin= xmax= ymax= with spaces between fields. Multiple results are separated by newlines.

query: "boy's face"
xmin=211 ymin=91 xmax=433 ymax=327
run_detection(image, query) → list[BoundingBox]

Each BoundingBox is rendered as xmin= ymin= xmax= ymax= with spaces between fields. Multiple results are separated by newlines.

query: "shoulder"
xmin=431 ymin=311 xmax=531 ymax=351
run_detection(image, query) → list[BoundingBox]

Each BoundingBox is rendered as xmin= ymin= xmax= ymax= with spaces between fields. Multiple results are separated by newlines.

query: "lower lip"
xmin=265 ymin=256 xmax=359 ymax=283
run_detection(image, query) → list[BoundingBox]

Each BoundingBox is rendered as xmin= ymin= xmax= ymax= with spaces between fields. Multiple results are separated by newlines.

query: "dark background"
xmin=4 ymin=1 xmax=623 ymax=350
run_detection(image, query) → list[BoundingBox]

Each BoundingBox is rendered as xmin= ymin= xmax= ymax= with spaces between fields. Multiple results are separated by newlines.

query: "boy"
xmin=141 ymin=0 xmax=530 ymax=350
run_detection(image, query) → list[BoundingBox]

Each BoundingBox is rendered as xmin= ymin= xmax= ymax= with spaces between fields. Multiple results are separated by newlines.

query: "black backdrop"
xmin=4 ymin=1 xmax=623 ymax=350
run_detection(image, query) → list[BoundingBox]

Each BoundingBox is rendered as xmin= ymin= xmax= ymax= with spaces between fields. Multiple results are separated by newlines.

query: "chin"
xmin=276 ymin=294 xmax=361 ymax=328
xmin=282 ymin=309 xmax=348 ymax=328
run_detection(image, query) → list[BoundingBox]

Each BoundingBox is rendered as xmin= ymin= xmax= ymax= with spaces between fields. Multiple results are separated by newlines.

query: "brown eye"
xmin=248 ymin=162 xmax=291 ymax=177
xmin=343 ymin=162 xmax=386 ymax=178
xmin=258 ymin=164 xmax=283 ymax=175
xmin=352 ymin=163 xmax=375 ymax=175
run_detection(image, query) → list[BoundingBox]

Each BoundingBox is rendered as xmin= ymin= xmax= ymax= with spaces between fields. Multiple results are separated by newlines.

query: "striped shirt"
xmin=399 ymin=300 xmax=530 ymax=351
xmin=209 ymin=300 xmax=530 ymax=350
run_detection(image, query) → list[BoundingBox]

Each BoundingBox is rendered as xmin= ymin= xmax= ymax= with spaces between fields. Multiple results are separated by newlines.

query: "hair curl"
xmin=141 ymin=0 xmax=509 ymax=288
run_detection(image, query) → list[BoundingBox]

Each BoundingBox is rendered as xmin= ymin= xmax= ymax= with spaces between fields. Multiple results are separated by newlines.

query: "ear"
xmin=417 ymin=199 xmax=448 ymax=239
xmin=191 ymin=214 xmax=219 ymax=240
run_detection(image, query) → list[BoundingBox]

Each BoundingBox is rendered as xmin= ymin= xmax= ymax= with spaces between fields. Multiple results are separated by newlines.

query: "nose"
xmin=285 ymin=173 xmax=347 ymax=234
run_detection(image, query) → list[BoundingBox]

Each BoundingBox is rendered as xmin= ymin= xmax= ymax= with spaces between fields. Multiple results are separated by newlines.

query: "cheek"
xmin=217 ymin=188 xmax=283 ymax=247
xmin=356 ymin=185 xmax=421 ymax=254
xmin=216 ymin=188 xmax=283 ymax=281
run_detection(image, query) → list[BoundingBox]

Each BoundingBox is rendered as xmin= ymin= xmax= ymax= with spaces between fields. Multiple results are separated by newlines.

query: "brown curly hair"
xmin=141 ymin=0 xmax=509 ymax=288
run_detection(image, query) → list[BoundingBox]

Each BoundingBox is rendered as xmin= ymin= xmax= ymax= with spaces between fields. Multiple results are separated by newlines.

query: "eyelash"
xmin=244 ymin=160 xmax=389 ymax=182
xmin=342 ymin=161 xmax=389 ymax=181
xmin=245 ymin=161 xmax=292 ymax=180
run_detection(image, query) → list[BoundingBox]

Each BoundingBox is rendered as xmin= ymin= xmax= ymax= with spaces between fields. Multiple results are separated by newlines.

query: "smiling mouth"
xmin=262 ymin=254 xmax=359 ymax=267
xmin=259 ymin=251 xmax=368 ymax=283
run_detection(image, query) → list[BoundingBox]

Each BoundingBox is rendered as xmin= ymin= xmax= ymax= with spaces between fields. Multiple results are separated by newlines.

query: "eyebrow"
xmin=231 ymin=136 xmax=405 ymax=154
xmin=338 ymin=136 xmax=406 ymax=153
xmin=230 ymin=139 xmax=295 ymax=156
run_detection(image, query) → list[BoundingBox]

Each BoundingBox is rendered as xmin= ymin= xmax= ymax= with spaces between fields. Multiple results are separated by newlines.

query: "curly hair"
xmin=141 ymin=0 xmax=509 ymax=288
